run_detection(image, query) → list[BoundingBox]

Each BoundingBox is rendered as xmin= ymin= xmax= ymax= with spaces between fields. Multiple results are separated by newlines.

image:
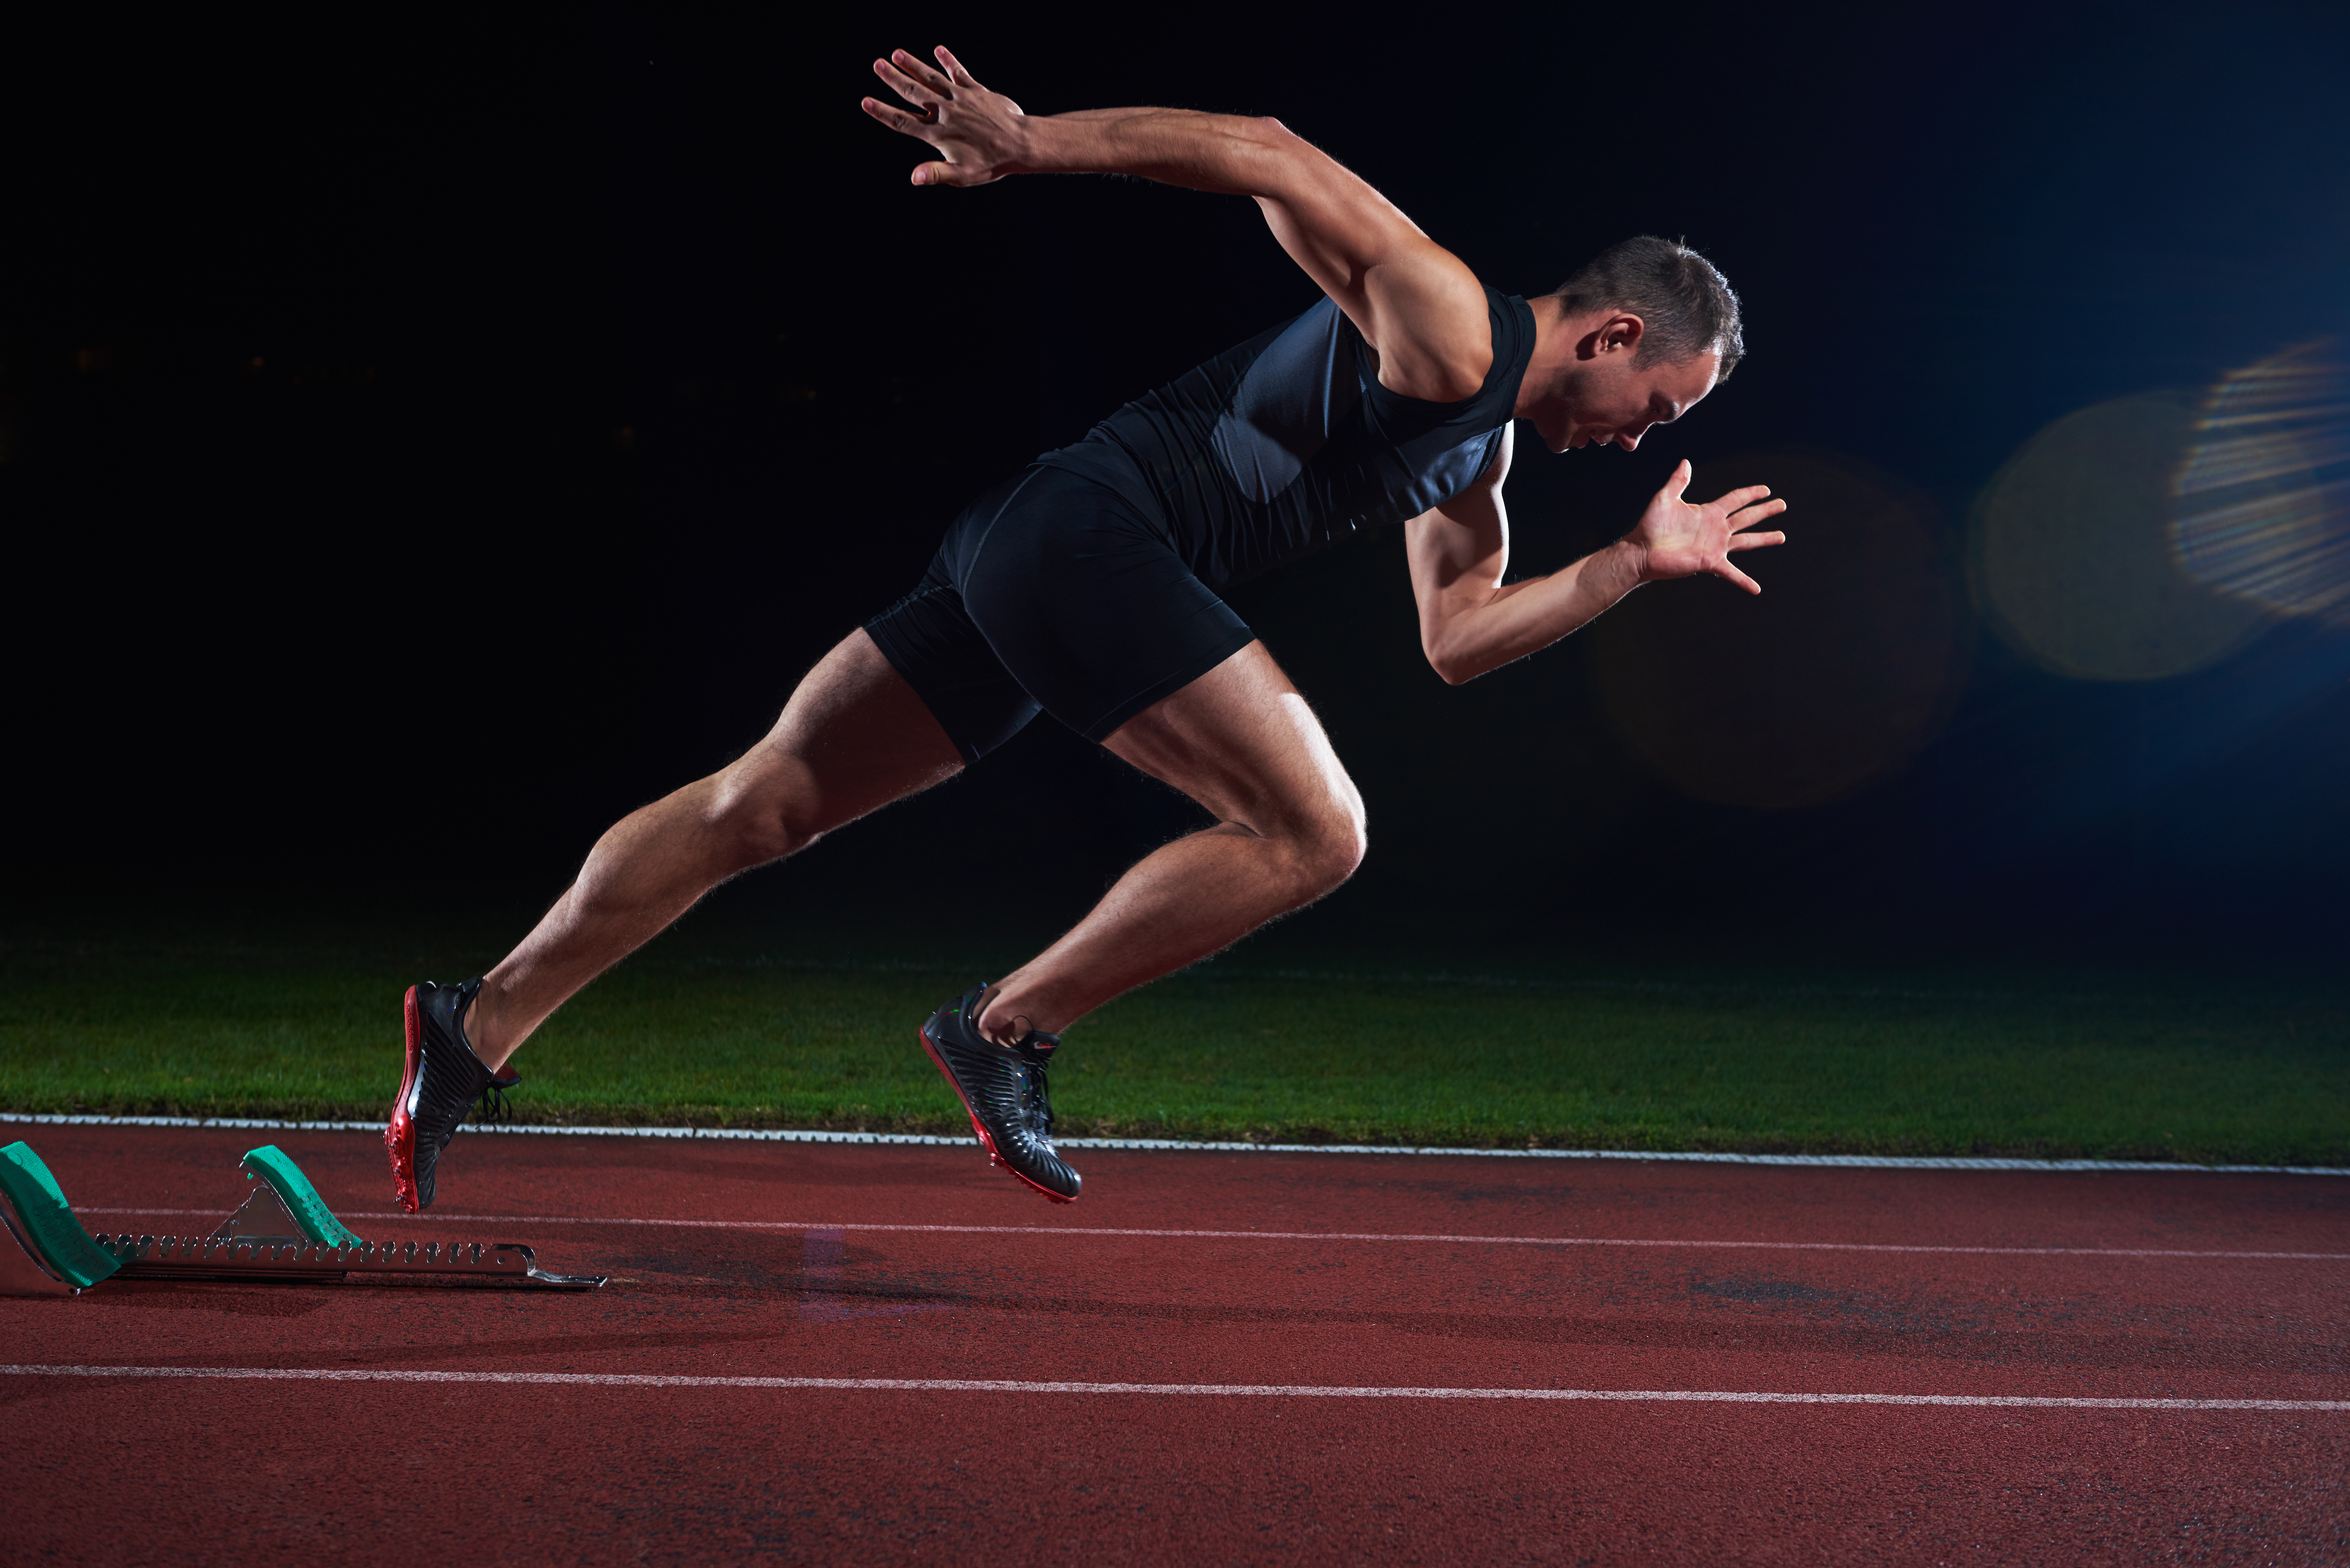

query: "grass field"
xmin=2 ymin=923 xmax=2344 ymax=1165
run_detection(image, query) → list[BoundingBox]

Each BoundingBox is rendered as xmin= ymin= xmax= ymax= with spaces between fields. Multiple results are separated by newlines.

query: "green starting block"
xmin=226 ymin=1144 xmax=368 ymax=1251
xmin=0 ymin=1139 xmax=604 ymax=1294
xmin=0 ymin=1143 xmax=122 ymax=1293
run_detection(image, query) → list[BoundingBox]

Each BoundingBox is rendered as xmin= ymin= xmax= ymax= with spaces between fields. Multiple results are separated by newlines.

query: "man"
xmin=386 ymin=46 xmax=1788 ymax=1211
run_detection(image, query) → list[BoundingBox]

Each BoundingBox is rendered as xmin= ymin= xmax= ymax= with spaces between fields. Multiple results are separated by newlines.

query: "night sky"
xmin=11 ymin=3 xmax=2349 ymax=963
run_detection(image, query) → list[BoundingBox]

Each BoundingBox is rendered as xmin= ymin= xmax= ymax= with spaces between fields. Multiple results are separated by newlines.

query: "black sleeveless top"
xmin=1035 ymin=286 xmax=1538 ymax=589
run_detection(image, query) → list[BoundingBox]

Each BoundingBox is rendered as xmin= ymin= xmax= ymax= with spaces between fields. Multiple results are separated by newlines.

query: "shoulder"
xmin=1358 ymin=248 xmax=1494 ymax=404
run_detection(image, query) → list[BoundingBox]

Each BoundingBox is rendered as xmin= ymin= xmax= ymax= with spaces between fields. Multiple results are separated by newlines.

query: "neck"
xmin=1513 ymin=296 xmax=1581 ymax=419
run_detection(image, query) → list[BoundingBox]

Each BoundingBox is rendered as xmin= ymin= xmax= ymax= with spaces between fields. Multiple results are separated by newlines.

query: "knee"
xmin=704 ymin=772 xmax=821 ymax=869
xmin=1281 ymin=790 xmax=1367 ymax=902
xmin=1307 ymin=811 xmax=1368 ymax=894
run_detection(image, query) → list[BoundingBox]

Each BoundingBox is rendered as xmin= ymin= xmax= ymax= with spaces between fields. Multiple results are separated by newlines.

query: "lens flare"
xmin=2171 ymin=340 xmax=2350 ymax=626
xmin=1973 ymin=394 xmax=2269 ymax=681
xmin=1591 ymin=449 xmax=1964 ymax=811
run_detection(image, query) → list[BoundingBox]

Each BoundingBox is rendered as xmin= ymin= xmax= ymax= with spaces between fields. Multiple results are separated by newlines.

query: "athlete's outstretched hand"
xmin=861 ymin=46 xmax=1029 ymax=187
xmin=1626 ymin=461 xmax=1789 ymax=594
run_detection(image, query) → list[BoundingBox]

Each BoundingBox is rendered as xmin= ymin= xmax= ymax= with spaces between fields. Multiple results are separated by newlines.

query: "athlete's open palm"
xmin=1629 ymin=461 xmax=1789 ymax=594
xmin=862 ymin=46 xmax=1028 ymax=186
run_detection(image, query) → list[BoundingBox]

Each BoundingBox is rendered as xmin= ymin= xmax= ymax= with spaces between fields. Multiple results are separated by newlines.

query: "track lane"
xmin=2 ymin=1124 xmax=2343 ymax=1563
xmin=4 ymin=1377 xmax=2342 ymax=1564
xmin=29 ymin=1214 xmax=2343 ymax=1392
xmin=24 ymin=1120 xmax=2347 ymax=1248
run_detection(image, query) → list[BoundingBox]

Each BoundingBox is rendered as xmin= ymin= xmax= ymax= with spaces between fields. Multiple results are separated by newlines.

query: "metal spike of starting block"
xmin=0 ymin=1140 xmax=605 ymax=1295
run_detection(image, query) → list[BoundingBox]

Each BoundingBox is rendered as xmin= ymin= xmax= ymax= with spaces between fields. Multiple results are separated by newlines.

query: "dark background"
xmin=9 ymin=2 xmax=2348 ymax=966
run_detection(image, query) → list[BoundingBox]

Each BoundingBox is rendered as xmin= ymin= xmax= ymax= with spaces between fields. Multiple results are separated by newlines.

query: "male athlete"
xmin=386 ymin=45 xmax=1788 ymax=1211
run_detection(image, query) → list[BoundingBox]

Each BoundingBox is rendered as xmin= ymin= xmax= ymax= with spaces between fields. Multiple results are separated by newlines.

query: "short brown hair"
xmin=1552 ymin=236 xmax=1744 ymax=376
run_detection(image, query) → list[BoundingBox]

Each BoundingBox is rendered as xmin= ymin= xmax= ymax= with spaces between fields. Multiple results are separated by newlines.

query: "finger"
xmin=1665 ymin=457 xmax=1692 ymax=502
xmin=860 ymin=96 xmax=939 ymax=138
xmin=1714 ymin=560 xmax=1764 ymax=594
xmin=915 ymin=157 xmax=999 ymax=188
xmin=872 ymin=57 xmax=942 ymax=111
xmin=934 ymin=44 xmax=980 ymax=88
xmin=889 ymin=47 xmax=956 ymax=95
xmin=872 ymin=56 xmax=942 ymax=110
xmin=1703 ymin=484 xmax=1773 ymax=515
xmin=1725 ymin=530 xmax=1788 ymax=552
xmin=1728 ymin=497 xmax=1789 ymax=527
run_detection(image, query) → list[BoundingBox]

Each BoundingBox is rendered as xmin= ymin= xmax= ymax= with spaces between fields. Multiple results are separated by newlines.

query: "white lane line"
xmin=7 ymin=1114 xmax=2342 ymax=1175
xmin=67 ymin=1209 xmax=2350 ymax=1260
xmin=0 ymin=1366 xmax=2341 ymax=1410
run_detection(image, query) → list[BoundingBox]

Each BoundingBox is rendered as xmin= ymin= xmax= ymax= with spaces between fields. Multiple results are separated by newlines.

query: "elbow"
xmin=1246 ymin=116 xmax=1306 ymax=158
xmin=1424 ymin=643 xmax=1479 ymax=687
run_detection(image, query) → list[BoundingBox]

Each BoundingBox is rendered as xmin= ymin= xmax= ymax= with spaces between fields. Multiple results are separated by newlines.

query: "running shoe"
xmin=385 ymin=978 xmax=519 ymax=1213
xmin=919 ymin=982 xmax=1081 ymax=1203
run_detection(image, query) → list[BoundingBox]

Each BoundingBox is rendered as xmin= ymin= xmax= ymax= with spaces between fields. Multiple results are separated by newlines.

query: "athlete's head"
xmin=1522 ymin=236 xmax=1745 ymax=455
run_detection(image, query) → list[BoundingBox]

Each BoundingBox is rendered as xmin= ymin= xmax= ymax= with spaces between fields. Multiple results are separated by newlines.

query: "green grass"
xmin=1 ymin=932 xmax=2344 ymax=1165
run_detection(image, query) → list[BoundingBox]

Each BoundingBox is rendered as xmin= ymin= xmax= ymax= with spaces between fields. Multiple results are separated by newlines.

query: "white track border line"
xmin=5 ymin=1114 xmax=2342 ymax=1176
xmin=65 ymin=1209 xmax=2350 ymax=1261
xmin=0 ymin=1365 xmax=2340 ymax=1410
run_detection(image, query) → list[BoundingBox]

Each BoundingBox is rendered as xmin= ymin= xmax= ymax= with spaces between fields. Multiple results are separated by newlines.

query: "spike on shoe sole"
xmin=385 ymin=984 xmax=425 ymax=1213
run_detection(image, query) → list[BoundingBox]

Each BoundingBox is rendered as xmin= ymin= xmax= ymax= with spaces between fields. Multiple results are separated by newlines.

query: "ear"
xmin=1570 ymin=308 xmax=1648 ymax=362
xmin=1597 ymin=312 xmax=1645 ymax=355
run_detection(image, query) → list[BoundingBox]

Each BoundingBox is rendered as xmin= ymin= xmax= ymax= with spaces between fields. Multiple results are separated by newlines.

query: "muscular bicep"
xmin=1405 ymin=427 xmax=1518 ymax=674
xmin=1248 ymin=123 xmax=1491 ymax=402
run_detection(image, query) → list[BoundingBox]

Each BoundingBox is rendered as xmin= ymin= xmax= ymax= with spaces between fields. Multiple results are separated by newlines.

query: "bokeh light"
xmin=1973 ymin=394 xmax=2269 ymax=681
xmin=2171 ymin=339 xmax=2350 ymax=627
xmin=1589 ymin=449 xmax=1965 ymax=811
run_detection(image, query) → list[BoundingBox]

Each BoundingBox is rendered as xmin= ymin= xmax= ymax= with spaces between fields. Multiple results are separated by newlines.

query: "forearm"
xmin=867 ymin=51 xmax=1478 ymax=393
xmin=1012 ymin=108 xmax=1303 ymax=197
xmin=1425 ymin=540 xmax=1649 ymax=685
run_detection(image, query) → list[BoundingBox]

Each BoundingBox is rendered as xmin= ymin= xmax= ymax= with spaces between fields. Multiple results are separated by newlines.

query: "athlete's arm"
xmin=861 ymin=46 xmax=1492 ymax=402
xmin=1406 ymin=429 xmax=1790 ymax=685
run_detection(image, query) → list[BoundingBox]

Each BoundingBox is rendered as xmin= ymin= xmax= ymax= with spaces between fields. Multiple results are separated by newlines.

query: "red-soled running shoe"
xmin=919 ymin=982 xmax=1080 ymax=1203
xmin=386 ymin=978 xmax=519 ymax=1213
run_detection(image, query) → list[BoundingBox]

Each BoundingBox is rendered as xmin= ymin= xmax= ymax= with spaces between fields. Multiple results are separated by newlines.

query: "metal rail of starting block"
xmin=0 ymin=1138 xmax=605 ymax=1296
xmin=89 ymin=1232 xmax=600 ymax=1288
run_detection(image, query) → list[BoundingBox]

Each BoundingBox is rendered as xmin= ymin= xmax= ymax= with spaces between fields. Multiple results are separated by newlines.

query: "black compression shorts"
xmin=864 ymin=466 xmax=1257 ymax=762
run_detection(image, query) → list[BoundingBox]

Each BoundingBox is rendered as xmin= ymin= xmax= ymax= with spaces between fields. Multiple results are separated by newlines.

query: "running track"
xmin=2 ymin=1125 xmax=2344 ymax=1564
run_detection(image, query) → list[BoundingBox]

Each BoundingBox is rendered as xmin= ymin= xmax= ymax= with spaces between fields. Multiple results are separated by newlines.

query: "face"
xmin=1529 ymin=316 xmax=1722 ymax=455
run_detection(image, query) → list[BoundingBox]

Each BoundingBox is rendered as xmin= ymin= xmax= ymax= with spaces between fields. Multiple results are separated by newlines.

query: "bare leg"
xmin=465 ymin=631 xmax=963 ymax=1070
xmin=975 ymin=641 xmax=1365 ymax=1044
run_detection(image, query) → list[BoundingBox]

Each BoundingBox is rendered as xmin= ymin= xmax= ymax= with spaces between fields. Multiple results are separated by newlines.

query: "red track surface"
xmin=3 ymin=1124 xmax=2345 ymax=1564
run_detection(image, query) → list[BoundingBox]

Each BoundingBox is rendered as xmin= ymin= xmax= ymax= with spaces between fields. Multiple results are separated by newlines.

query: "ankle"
xmin=976 ymin=985 xmax=1055 ymax=1047
xmin=460 ymin=994 xmax=507 ymax=1072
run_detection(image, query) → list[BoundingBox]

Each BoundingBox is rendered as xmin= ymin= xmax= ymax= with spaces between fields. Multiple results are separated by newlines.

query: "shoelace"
xmin=1017 ymin=1056 xmax=1055 ymax=1141
xmin=477 ymin=1073 xmax=519 ymax=1124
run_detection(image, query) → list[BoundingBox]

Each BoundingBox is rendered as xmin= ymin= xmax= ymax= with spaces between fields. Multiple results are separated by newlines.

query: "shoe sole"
xmin=385 ymin=985 xmax=424 ymax=1214
xmin=916 ymin=1026 xmax=1076 ymax=1205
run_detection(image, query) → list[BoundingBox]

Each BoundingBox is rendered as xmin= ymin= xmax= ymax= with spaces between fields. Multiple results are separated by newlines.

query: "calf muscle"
xmin=975 ymin=642 xmax=1365 ymax=1044
xmin=464 ymin=632 xmax=960 ymax=1068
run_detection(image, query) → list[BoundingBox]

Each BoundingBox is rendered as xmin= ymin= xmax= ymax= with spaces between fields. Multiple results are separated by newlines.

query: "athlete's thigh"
xmin=1099 ymin=641 xmax=1364 ymax=840
xmin=718 ymin=629 xmax=964 ymax=840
